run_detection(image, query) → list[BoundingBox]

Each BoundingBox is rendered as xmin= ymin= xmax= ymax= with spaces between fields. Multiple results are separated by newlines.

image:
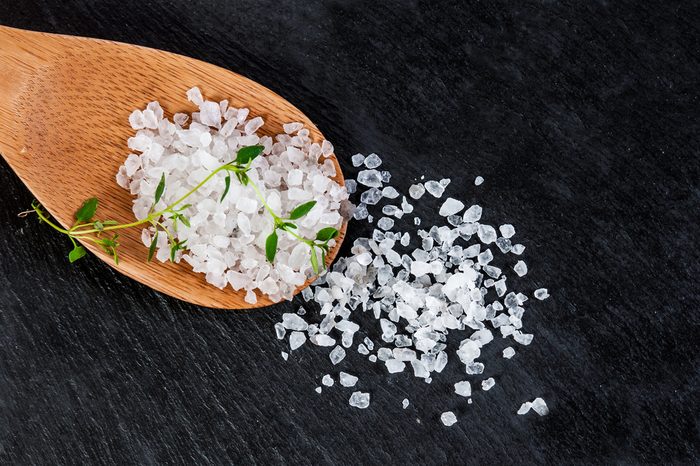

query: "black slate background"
xmin=1 ymin=1 xmax=698 ymax=464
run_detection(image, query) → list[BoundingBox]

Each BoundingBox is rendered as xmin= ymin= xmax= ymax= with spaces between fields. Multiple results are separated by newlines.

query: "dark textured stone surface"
xmin=1 ymin=1 xmax=698 ymax=464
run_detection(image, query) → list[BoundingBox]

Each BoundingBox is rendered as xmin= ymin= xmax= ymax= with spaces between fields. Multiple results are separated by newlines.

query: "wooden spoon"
xmin=0 ymin=25 xmax=347 ymax=309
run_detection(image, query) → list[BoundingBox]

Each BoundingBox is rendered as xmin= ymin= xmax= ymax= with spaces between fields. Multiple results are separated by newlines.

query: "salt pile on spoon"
xmin=277 ymin=152 xmax=549 ymax=423
xmin=117 ymin=88 xmax=348 ymax=304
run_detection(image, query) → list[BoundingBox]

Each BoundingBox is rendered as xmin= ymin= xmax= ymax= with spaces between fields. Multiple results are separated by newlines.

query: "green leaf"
xmin=289 ymin=200 xmax=317 ymax=220
xmin=309 ymin=246 xmax=319 ymax=274
xmin=321 ymin=249 xmax=327 ymax=268
xmin=239 ymin=172 xmax=249 ymax=186
xmin=316 ymin=227 xmax=339 ymax=242
xmin=169 ymin=239 xmax=187 ymax=262
xmin=178 ymin=215 xmax=190 ymax=228
xmin=220 ymin=174 xmax=231 ymax=202
xmin=265 ymin=230 xmax=278 ymax=263
xmin=236 ymin=145 xmax=264 ymax=165
xmin=147 ymin=231 xmax=158 ymax=262
xmin=75 ymin=198 xmax=98 ymax=223
xmin=155 ymin=173 xmax=166 ymax=204
xmin=68 ymin=245 xmax=87 ymax=263
xmin=282 ymin=222 xmax=297 ymax=230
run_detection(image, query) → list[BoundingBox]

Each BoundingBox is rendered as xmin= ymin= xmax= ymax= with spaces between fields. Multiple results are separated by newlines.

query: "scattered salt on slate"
xmin=276 ymin=152 xmax=549 ymax=423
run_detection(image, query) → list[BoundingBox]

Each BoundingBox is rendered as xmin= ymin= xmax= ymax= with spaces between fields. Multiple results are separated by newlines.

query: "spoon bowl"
xmin=0 ymin=26 xmax=347 ymax=309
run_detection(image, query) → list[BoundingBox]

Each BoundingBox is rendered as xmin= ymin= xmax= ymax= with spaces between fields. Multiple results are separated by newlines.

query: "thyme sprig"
xmin=27 ymin=145 xmax=338 ymax=274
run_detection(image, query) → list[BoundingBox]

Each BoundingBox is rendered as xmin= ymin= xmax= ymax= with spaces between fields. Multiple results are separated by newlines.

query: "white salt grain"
xmin=322 ymin=374 xmax=334 ymax=386
xmin=281 ymin=351 xmax=289 ymax=361
xmin=531 ymin=397 xmax=549 ymax=416
xmin=441 ymin=411 xmax=457 ymax=426
xmin=514 ymin=261 xmax=528 ymax=277
xmin=499 ymin=224 xmax=515 ymax=238
xmin=534 ymin=288 xmax=550 ymax=300
xmin=454 ymin=381 xmax=472 ymax=397
xmin=481 ymin=378 xmax=495 ymax=391
xmin=463 ymin=205 xmax=482 ymax=223
xmin=290 ymin=331 xmax=307 ymax=351
xmin=517 ymin=402 xmax=531 ymax=415
xmin=385 ymin=359 xmax=406 ymax=373
xmin=377 ymin=217 xmax=395 ymax=231
xmin=282 ymin=313 xmax=308 ymax=331
xmin=402 ymin=398 xmax=410 ymax=409
xmin=363 ymin=153 xmax=382 ymax=169
xmin=503 ymin=347 xmax=516 ymax=359
xmin=474 ymin=176 xmax=484 ymax=186
xmin=409 ymin=184 xmax=426 ymax=199
xmin=351 ymin=153 xmax=365 ymax=167
xmin=357 ymin=169 xmax=384 ymax=188
xmin=329 ymin=346 xmax=346 ymax=365
xmin=339 ymin=372 xmax=359 ymax=387
xmin=424 ymin=180 xmax=445 ymax=198
xmin=349 ymin=391 xmax=370 ymax=409
xmin=439 ymin=198 xmax=465 ymax=217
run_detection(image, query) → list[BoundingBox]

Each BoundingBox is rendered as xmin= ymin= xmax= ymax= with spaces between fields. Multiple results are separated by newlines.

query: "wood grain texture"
xmin=0 ymin=25 xmax=347 ymax=309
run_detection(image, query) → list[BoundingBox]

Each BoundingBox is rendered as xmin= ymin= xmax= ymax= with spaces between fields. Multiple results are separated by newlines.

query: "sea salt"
xmin=364 ymin=153 xmax=382 ymax=169
xmin=474 ymin=176 xmax=484 ymax=186
xmin=382 ymin=186 xmax=400 ymax=199
xmin=463 ymin=205 xmax=482 ymax=223
xmin=339 ymin=372 xmax=359 ymax=387
xmin=424 ymin=180 xmax=445 ymax=198
xmin=377 ymin=217 xmax=395 ymax=231
xmin=329 ymin=346 xmax=346 ymax=364
xmin=290 ymin=331 xmax=306 ymax=350
xmin=273 ymin=152 xmax=548 ymax=423
xmin=385 ymin=359 xmax=406 ymax=373
xmin=322 ymin=374 xmax=334 ymax=386
xmin=499 ymin=224 xmax=515 ymax=238
xmin=518 ymin=398 xmax=548 ymax=416
xmin=534 ymin=288 xmax=550 ymax=300
xmin=514 ymin=261 xmax=528 ymax=277
xmin=454 ymin=381 xmax=472 ymax=397
xmin=351 ymin=153 xmax=365 ymax=167
xmin=349 ymin=391 xmax=370 ymax=409
xmin=409 ymin=184 xmax=425 ymax=199
xmin=441 ymin=411 xmax=457 ymax=426
xmin=120 ymin=88 xmax=346 ymax=303
xmin=439 ymin=198 xmax=465 ymax=217
xmin=357 ymin=169 xmax=384 ymax=188
xmin=402 ymin=398 xmax=410 ymax=409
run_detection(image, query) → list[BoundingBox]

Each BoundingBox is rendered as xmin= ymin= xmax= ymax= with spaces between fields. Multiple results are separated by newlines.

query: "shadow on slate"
xmin=0 ymin=0 xmax=698 ymax=464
